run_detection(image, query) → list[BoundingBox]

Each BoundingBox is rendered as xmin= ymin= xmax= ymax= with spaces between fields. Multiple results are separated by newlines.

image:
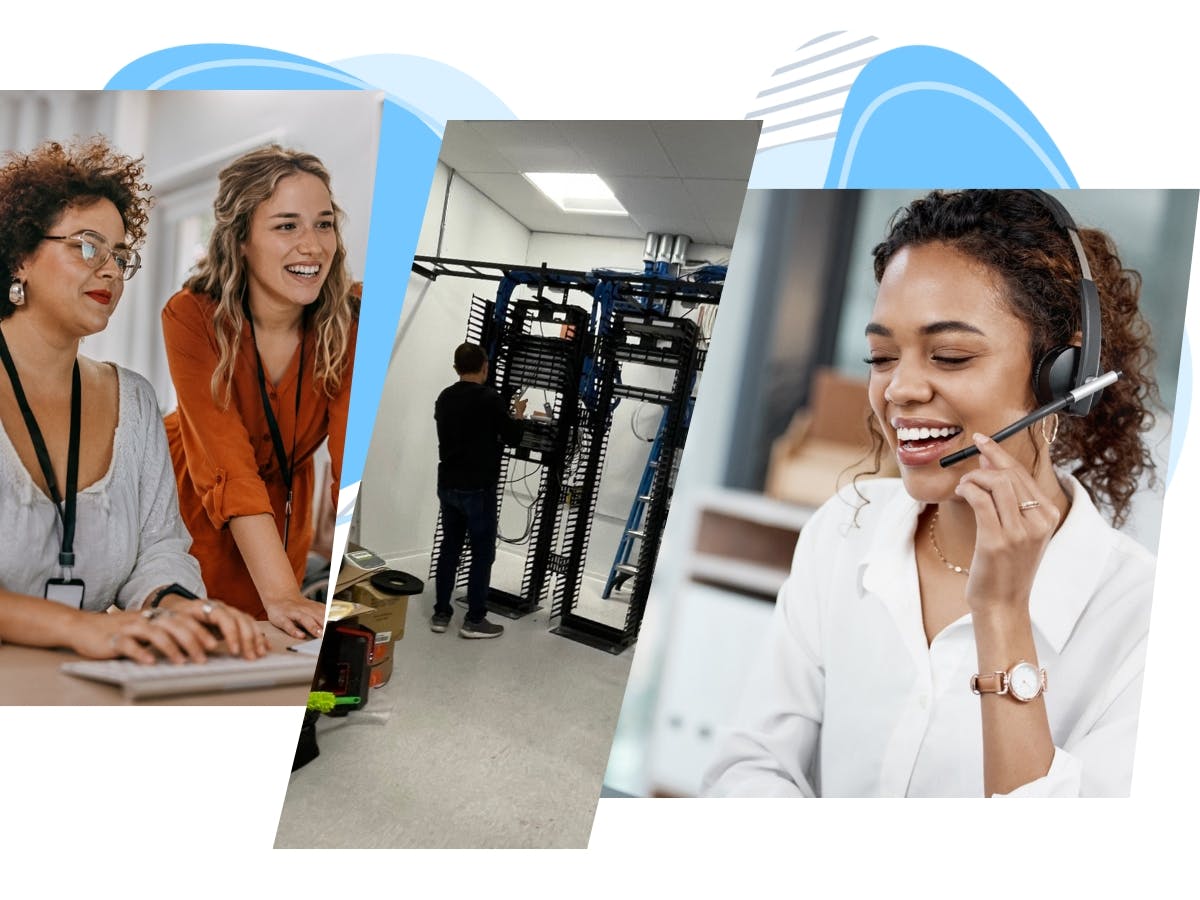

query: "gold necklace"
xmin=929 ymin=510 xmax=970 ymax=575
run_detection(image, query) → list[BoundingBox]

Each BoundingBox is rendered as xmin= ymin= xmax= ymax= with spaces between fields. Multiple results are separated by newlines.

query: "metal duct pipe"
xmin=669 ymin=234 xmax=691 ymax=267
xmin=643 ymin=233 xmax=660 ymax=265
xmin=656 ymin=233 xmax=674 ymax=263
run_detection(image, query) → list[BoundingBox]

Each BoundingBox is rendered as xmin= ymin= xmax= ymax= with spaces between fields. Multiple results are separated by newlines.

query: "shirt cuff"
xmin=993 ymin=747 xmax=1082 ymax=797
xmin=115 ymin=537 xmax=207 ymax=612
xmin=200 ymin=469 xmax=274 ymax=529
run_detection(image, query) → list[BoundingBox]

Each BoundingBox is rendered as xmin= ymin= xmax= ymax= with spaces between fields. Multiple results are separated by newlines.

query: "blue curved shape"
xmin=332 ymin=54 xmax=516 ymax=133
xmin=1167 ymin=333 xmax=1190 ymax=487
xmin=748 ymin=139 xmax=836 ymax=189
xmin=106 ymin=43 xmax=443 ymax=492
xmin=824 ymin=45 xmax=1076 ymax=188
xmin=106 ymin=43 xmax=363 ymax=89
xmin=108 ymin=46 xmax=516 ymax=135
xmin=341 ymin=103 xmax=441 ymax=493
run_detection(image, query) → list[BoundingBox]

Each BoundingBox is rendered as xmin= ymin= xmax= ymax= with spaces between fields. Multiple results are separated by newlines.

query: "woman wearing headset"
xmin=0 ymin=137 xmax=266 ymax=662
xmin=162 ymin=145 xmax=357 ymax=640
xmin=703 ymin=190 xmax=1158 ymax=797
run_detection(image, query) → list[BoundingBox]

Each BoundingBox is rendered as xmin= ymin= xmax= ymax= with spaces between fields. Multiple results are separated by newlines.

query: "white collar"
xmin=858 ymin=475 xmax=1114 ymax=654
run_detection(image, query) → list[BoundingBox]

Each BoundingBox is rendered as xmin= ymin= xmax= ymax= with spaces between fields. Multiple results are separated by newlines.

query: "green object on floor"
xmin=307 ymin=691 xmax=363 ymax=712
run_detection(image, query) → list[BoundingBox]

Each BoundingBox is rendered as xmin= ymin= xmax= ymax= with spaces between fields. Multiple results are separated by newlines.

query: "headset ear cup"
xmin=1034 ymin=345 xmax=1079 ymax=406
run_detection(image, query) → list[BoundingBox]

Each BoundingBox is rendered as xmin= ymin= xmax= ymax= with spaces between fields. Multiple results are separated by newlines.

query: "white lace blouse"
xmin=0 ymin=364 xmax=204 ymax=612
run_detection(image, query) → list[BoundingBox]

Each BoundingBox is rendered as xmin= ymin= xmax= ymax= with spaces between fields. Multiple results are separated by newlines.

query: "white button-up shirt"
xmin=702 ymin=475 xmax=1154 ymax=797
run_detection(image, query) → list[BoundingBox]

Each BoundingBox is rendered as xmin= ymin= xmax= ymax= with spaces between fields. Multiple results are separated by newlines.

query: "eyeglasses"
xmin=42 ymin=230 xmax=142 ymax=281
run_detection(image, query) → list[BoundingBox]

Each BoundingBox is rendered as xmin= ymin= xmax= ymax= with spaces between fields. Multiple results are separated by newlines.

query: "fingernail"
xmin=973 ymin=432 xmax=989 ymax=444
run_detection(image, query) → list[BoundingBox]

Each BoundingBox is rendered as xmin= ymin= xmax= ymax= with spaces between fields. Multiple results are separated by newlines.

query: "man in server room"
xmin=431 ymin=342 xmax=527 ymax=639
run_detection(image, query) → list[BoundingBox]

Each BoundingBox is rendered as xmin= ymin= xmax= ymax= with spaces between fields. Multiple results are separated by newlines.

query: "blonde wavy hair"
xmin=185 ymin=144 xmax=355 ymax=406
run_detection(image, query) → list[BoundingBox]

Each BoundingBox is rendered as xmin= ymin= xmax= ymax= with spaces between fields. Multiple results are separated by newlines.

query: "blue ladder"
xmin=602 ymin=412 xmax=666 ymax=598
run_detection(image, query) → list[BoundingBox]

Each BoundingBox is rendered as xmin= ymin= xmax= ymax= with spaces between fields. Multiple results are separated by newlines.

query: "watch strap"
xmin=970 ymin=671 xmax=1008 ymax=695
xmin=970 ymin=664 xmax=1048 ymax=700
xmin=150 ymin=582 xmax=201 ymax=608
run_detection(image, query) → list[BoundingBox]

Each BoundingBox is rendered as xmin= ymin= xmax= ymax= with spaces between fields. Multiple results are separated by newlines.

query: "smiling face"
xmin=15 ymin=198 xmax=127 ymax=338
xmin=241 ymin=172 xmax=337 ymax=317
xmin=866 ymin=241 xmax=1043 ymax=503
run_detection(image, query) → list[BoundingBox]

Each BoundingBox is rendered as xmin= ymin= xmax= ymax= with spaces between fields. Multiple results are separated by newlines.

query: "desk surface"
xmin=0 ymin=623 xmax=313 ymax=706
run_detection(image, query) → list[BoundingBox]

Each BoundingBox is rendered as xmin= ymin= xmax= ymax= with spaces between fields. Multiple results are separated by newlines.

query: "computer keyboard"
xmin=61 ymin=653 xmax=317 ymax=700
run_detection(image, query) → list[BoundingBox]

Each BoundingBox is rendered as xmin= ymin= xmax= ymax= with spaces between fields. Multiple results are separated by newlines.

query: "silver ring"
xmin=142 ymin=608 xmax=163 ymax=621
xmin=1018 ymin=500 xmax=1041 ymax=512
xmin=201 ymin=600 xmax=218 ymax=620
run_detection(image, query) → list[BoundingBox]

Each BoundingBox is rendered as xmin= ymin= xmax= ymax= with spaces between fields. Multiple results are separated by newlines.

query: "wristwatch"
xmin=970 ymin=660 xmax=1047 ymax=702
xmin=150 ymin=582 xmax=201 ymax=608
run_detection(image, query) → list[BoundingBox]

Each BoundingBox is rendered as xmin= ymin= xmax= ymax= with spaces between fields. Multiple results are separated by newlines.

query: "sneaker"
xmin=459 ymin=618 xmax=504 ymax=639
xmin=430 ymin=612 xmax=452 ymax=633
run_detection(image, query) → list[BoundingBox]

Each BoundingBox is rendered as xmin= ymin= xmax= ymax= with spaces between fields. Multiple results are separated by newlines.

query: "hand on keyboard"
xmin=72 ymin=600 xmax=268 ymax=665
xmin=155 ymin=595 xmax=269 ymax=661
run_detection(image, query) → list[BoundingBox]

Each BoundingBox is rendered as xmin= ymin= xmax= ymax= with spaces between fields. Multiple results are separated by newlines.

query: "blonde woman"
xmin=163 ymin=145 xmax=357 ymax=639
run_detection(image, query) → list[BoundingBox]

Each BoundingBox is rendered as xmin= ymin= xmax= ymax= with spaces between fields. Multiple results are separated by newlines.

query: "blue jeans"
xmin=435 ymin=486 xmax=497 ymax=624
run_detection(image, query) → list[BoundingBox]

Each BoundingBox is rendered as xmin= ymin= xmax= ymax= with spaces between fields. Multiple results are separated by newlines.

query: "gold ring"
xmin=1018 ymin=500 xmax=1041 ymax=511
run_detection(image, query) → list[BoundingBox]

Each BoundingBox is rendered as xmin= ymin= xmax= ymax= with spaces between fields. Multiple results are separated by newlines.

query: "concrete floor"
xmin=273 ymin=551 xmax=634 ymax=849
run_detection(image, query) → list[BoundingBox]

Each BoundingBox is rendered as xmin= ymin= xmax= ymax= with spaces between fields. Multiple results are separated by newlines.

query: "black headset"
xmin=1028 ymin=190 xmax=1104 ymax=416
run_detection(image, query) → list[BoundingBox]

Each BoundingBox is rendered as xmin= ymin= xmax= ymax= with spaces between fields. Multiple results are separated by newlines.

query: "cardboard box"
xmin=764 ymin=368 xmax=898 ymax=508
xmin=346 ymin=580 xmax=409 ymax=646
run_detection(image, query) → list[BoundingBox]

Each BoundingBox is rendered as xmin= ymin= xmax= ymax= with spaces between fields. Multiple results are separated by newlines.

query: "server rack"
xmin=418 ymin=255 xmax=722 ymax=653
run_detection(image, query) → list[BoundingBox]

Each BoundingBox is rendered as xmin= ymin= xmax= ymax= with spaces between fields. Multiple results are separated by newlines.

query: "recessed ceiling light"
xmin=523 ymin=172 xmax=628 ymax=216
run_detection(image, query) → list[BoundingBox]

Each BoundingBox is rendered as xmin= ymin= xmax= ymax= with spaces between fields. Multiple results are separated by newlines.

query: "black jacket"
xmin=434 ymin=381 xmax=523 ymax=489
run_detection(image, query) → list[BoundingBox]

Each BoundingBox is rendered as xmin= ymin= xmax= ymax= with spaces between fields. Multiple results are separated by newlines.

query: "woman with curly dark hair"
xmin=162 ymin=145 xmax=357 ymax=639
xmin=0 ymin=136 xmax=266 ymax=662
xmin=704 ymin=190 xmax=1159 ymax=797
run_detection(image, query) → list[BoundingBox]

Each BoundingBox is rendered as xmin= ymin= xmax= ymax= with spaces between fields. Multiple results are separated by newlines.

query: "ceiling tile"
xmin=565 ymin=121 xmax=676 ymax=177
xmin=437 ymin=121 xmax=755 ymax=242
xmin=650 ymin=121 xmax=761 ymax=179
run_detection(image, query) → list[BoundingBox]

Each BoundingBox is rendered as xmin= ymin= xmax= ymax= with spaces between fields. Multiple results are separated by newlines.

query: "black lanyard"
xmin=243 ymin=300 xmax=304 ymax=550
xmin=0 ymin=327 xmax=80 ymax=573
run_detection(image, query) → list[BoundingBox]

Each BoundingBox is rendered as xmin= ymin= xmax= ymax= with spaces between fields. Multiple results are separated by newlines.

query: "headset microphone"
xmin=939 ymin=371 xmax=1120 ymax=467
xmin=938 ymin=190 xmax=1109 ymax=468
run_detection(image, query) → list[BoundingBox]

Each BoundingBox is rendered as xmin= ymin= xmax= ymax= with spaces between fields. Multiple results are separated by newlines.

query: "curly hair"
xmin=184 ymin=144 xmax=355 ymax=406
xmin=861 ymin=189 xmax=1157 ymax=528
xmin=0 ymin=136 xmax=151 ymax=318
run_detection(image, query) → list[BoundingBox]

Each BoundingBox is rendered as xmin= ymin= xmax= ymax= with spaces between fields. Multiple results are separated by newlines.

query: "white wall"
xmin=140 ymin=91 xmax=379 ymax=281
xmin=356 ymin=162 xmax=531 ymax=564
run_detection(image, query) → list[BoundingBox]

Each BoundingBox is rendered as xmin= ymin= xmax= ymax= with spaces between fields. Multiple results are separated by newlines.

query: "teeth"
xmin=896 ymin=426 xmax=961 ymax=442
xmin=286 ymin=264 xmax=319 ymax=276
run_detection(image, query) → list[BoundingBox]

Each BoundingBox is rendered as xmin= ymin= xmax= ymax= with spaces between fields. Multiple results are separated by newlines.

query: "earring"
xmin=1041 ymin=413 xmax=1060 ymax=446
xmin=8 ymin=279 xmax=25 ymax=307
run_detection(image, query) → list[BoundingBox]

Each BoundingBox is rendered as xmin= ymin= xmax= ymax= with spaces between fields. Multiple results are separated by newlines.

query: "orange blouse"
xmin=161 ymin=289 xmax=355 ymax=618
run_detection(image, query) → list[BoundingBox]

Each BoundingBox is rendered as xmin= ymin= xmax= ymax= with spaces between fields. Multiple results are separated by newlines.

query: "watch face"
xmin=1008 ymin=662 xmax=1042 ymax=701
